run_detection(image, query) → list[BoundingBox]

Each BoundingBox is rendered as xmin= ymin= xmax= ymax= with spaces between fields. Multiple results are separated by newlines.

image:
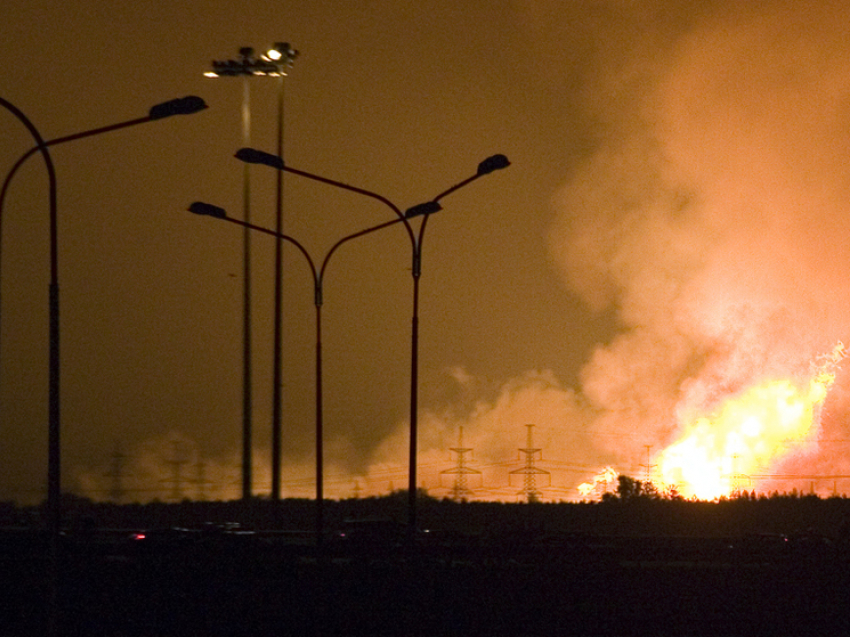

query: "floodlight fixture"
xmin=266 ymin=42 xmax=298 ymax=65
xmin=206 ymin=44 xmax=298 ymax=78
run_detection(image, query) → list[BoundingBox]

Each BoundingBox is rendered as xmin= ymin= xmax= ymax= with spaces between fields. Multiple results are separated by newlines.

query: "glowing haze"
xmin=549 ymin=0 xmax=850 ymax=500
xmin=66 ymin=0 xmax=850 ymax=503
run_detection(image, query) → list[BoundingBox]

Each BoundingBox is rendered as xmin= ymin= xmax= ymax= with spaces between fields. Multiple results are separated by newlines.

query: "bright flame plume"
xmin=657 ymin=343 xmax=844 ymax=499
xmin=578 ymin=466 xmax=618 ymax=497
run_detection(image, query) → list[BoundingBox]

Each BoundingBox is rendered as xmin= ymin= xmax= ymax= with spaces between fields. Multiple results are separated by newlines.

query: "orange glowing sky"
xmin=3 ymin=1 xmax=850 ymax=504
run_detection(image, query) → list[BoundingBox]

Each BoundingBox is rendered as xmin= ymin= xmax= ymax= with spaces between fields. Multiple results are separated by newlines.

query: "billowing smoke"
xmin=547 ymin=0 xmax=850 ymax=493
xmin=74 ymin=1 xmax=850 ymax=502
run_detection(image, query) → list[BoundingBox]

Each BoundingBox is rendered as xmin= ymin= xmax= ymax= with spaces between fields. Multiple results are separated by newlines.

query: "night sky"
xmin=3 ymin=0 xmax=850 ymax=504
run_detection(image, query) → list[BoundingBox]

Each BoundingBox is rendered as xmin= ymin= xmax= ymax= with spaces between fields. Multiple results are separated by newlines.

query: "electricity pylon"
xmin=162 ymin=440 xmax=189 ymax=502
xmin=640 ymin=445 xmax=657 ymax=485
xmin=510 ymin=424 xmax=549 ymax=502
xmin=104 ymin=443 xmax=127 ymax=504
xmin=440 ymin=426 xmax=481 ymax=501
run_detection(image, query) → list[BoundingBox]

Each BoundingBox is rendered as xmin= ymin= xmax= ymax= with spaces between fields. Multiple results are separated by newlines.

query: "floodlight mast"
xmin=204 ymin=44 xmax=297 ymax=501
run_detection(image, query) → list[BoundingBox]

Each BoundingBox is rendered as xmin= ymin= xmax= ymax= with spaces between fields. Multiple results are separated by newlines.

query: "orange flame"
xmin=657 ymin=343 xmax=844 ymax=499
xmin=578 ymin=466 xmax=618 ymax=497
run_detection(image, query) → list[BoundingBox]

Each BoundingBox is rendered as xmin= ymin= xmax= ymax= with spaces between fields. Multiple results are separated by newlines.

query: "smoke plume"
xmin=547 ymin=0 xmax=850 ymax=491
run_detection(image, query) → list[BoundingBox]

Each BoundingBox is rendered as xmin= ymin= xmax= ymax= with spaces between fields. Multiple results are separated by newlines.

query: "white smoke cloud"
xmin=549 ymin=0 xmax=850 ymax=488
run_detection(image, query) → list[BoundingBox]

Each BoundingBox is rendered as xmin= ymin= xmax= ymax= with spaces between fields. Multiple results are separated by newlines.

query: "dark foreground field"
xmin=2 ymin=529 xmax=850 ymax=636
xmin=5 ymin=493 xmax=850 ymax=635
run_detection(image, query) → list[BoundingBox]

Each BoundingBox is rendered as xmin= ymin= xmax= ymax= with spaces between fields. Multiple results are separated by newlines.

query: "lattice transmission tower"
xmin=440 ymin=427 xmax=481 ymax=501
xmin=162 ymin=440 xmax=190 ymax=502
xmin=640 ymin=445 xmax=657 ymax=485
xmin=192 ymin=461 xmax=214 ymax=501
xmin=104 ymin=443 xmax=128 ymax=503
xmin=510 ymin=424 xmax=549 ymax=502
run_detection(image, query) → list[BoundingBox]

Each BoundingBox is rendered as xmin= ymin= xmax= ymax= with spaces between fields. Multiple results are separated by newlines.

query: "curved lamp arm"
xmin=1 ymin=96 xmax=208 ymax=218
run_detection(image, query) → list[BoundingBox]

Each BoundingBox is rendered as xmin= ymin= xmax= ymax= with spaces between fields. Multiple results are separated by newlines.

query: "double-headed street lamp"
xmin=0 ymin=94 xmax=207 ymax=636
xmin=189 ymin=200 xmax=409 ymax=544
xmin=234 ymin=147 xmax=509 ymax=535
xmin=204 ymin=44 xmax=298 ymax=500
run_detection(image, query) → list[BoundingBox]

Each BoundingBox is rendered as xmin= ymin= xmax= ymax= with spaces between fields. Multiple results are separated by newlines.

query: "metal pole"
xmin=0 ymin=96 xmax=59 ymax=637
xmin=241 ymin=77 xmax=253 ymax=501
xmin=271 ymin=75 xmax=285 ymax=500
xmin=408 ymin=258 xmax=421 ymax=535
xmin=315 ymin=299 xmax=323 ymax=546
xmin=205 ymin=44 xmax=296 ymax=501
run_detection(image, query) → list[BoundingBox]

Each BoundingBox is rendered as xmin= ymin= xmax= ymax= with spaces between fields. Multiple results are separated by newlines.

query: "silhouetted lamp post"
xmin=0 ymin=94 xmax=207 ymax=636
xmin=189 ymin=200 xmax=409 ymax=544
xmin=204 ymin=44 xmax=297 ymax=500
xmin=233 ymin=147 xmax=510 ymax=536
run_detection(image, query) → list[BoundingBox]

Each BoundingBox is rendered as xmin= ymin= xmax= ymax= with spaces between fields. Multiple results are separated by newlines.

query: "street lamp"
xmin=0 ymin=94 xmax=208 ymax=388
xmin=234 ymin=147 xmax=510 ymax=535
xmin=188 ymin=200 xmax=409 ymax=544
xmin=204 ymin=44 xmax=298 ymax=500
xmin=0 ymin=93 xmax=207 ymax=636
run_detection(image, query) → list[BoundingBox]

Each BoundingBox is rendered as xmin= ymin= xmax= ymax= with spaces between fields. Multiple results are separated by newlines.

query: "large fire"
xmin=578 ymin=467 xmax=618 ymax=497
xmin=656 ymin=344 xmax=845 ymax=499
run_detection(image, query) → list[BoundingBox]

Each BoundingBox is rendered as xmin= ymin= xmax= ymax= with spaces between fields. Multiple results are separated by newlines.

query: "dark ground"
xmin=3 ymin=493 xmax=850 ymax=636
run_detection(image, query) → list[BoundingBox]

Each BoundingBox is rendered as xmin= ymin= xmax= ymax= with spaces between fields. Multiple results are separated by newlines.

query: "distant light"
xmin=267 ymin=42 xmax=298 ymax=64
xmin=207 ymin=44 xmax=297 ymax=78
xmin=405 ymin=201 xmax=442 ymax=218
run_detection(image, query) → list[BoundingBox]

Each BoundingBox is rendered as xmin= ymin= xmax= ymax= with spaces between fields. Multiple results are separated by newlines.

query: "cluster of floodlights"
xmin=204 ymin=44 xmax=299 ymax=78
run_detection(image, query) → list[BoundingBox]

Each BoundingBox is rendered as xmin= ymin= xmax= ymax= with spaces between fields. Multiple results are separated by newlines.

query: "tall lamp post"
xmin=189 ymin=201 xmax=413 ymax=544
xmin=204 ymin=44 xmax=298 ymax=500
xmin=234 ymin=147 xmax=509 ymax=535
xmin=0 ymin=94 xmax=207 ymax=635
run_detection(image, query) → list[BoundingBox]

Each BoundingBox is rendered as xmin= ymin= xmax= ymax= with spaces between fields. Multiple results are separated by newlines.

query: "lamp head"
xmin=149 ymin=96 xmax=208 ymax=119
xmin=235 ymin=147 xmax=284 ymax=169
xmin=188 ymin=202 xmax=227 ymax=218
xmin=477 ymin=154 xmax=510 ymax=175
xmin=405 ymin=201 xmax=442 ymax=218
xmin=266 ymin=42 xmax=298 ymax=64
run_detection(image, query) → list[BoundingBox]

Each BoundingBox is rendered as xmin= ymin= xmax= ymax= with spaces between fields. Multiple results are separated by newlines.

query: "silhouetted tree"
xmin=602 ymin=474 xmax=661 ymax=501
